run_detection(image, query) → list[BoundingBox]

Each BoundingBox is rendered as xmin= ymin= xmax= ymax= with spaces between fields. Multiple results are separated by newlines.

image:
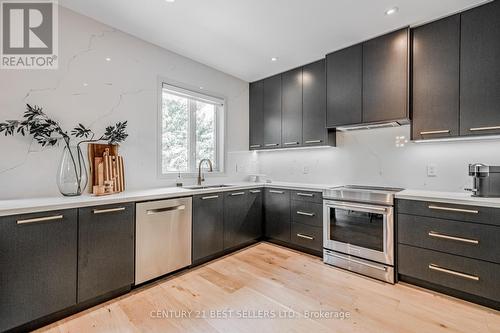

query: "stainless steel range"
xmin=323 ymin=185 xmax=403 ymax=283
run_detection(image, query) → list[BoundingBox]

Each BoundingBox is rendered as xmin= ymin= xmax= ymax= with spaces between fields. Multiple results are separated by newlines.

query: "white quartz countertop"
xmin=396 ymin=189 xmax=500 ymax=208
xmin=0 ymin=181 xmax=336 ymax=217
xmin=6 ymin=182 xmax=498 ymax=218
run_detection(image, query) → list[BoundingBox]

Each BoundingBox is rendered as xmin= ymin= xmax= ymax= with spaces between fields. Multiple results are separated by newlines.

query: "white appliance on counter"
xmin=323 ymin=186 xmax=403 ymax=283
xmin=135 ymin=197 xmax=192 ymax=285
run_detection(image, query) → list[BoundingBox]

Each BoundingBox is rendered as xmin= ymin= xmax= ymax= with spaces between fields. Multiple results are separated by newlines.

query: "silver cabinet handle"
xmin=428 ymin=231 xmax=479 ymax=245
xmin=420 ymin=130 xmax=450 ymax=135
xmin=269 ymin=190 xmax=284 ymax=194
xmin=284 ymin=141 xmax=299 ymax=145
xmin=93 ymin=207 xmax=126 ymax=214
xmin=428 ymin=205 xmax=478 ymax=214
xmin=147 ymin=205 xmax=185 ymax=215
xmin=249 ymin=190 xmax=261 ymax=194
xmin=230 ymin=192 xmax=245 ymax=196
xmin=428 ymin=264 xmax=479 ymax=281
xmin=296 ymin=192 xmax=314 ymax=197
xmin=305 ymin=140 xmax=322 ymax=144
xmin=17 ymin=214 xmax=64 ymax=225
xmin=201 ymin=195 xmax=219 ymax=200
xmin=329 ymin=252 xmax=388 ymax=272
xmin=265 ymin=143 xmax=279 ymax=147
xmin=250 ymin=144 xmax=261 ymax=148
xmin=297 ymin=233 xmax=314 ymax=240
xmin=469 ymin=125 xmax=500 ymax=132
xmin=297 ymin=211 xmax=315 ymax=217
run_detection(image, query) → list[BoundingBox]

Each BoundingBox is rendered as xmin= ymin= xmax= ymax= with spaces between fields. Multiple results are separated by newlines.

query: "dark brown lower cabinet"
xmin=192 ymin=193 xmax=224 ymax=264
xmin=0 ymin=210 xmax=78 ymax=332
xmin=397 ymin=199 xmax=500 ymax=309
xmin=78 ymin=203 xmax=135 ymax=303
xmin=224 ymin=189 xmax=263 ymax=250
xmin=264 ymin=188 xmax=291 ymax=242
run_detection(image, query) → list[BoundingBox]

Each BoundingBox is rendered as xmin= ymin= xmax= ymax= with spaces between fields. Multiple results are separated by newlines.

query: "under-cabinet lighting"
xmin=271 ymin=57 xmax=278 ymax=62
xmin=413 ymin=135 xmax=500 ymax=143
xmin=255 ymin=145 xmax=335 ymax=152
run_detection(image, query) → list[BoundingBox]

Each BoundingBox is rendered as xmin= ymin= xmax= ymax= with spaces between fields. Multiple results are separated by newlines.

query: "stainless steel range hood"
xmin=335 ymin=120 xmax=409 ymax=132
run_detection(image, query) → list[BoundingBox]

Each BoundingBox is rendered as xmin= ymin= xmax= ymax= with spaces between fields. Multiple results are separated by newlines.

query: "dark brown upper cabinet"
xmin=263 ymin=74 xmax=282 ymax=149
xmin=363 ymin=28 xmax=409 ymax=124
xmin=281 ymin=67 xmax=303 ymax=147
xmin=460 ymin=0 xmax=500 ymax=136
xmin=326 ymin=44 xmax=362 ymax=127
xmin=249 ymin=59 xmax=335 ymax=150
xmin=249 ymin=80 xmax=264 ymax=149
xmin=412 ymin=15 xmax=460 ymax=140
xmin=303 ymin=59 xmax=335 ymax=146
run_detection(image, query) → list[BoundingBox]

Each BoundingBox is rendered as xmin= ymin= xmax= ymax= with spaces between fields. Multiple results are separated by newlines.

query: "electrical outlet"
xmin=427 ymin=164 xmax=437 ymax=177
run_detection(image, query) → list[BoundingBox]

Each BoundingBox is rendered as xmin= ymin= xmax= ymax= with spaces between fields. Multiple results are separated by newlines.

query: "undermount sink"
xmin=182 ymin=184 xmax=235 ymax=190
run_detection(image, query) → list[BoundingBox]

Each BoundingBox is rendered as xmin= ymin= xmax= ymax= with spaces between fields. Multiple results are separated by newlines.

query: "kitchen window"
xmin=159 ymin=82 xmax=225 ymax=176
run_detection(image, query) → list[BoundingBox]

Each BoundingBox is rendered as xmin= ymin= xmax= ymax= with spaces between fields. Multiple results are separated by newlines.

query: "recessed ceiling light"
xmin=271 ymin=57 xmax=278 ymax=62
xmin=199 ymin=86 xmax=204 ymax=90
xmin=83 ymin=83 xmax=88 ymax=87
xmin=385 ymin=7 xmax=399 ymax=15
xmin=105 ymin=57 xmax=111 ymax=62
xmin=165 ymin=0 xmax=175 ymax=3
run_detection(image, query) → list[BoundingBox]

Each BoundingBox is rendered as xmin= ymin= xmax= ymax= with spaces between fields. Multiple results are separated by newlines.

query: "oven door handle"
xmin=326 ymin=202 xmax=388 ymax=214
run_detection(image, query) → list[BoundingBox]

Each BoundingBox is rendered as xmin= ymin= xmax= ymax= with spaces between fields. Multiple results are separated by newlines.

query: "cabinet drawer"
xmin=398 ymin=214 xmax=500 ymax=263
xmin=291 ymin=223 xmax=323 ymax=252
xmin=396 ymin=199 xmax=500 ymax=226
xmin=291 ymin=201 xmax=323 ymax=227
xmin=398 ymin=244 xmax=500 ymax=302
xmin=291 ymin=190 xmax=322 ymax=203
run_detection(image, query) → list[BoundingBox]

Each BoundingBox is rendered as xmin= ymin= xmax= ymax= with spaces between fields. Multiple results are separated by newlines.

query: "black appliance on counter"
xmin=468 ymin=163 xmax=500 ymax=197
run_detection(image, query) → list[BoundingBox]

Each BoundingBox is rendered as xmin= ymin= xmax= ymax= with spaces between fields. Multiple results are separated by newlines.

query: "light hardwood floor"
xmin=37 ymin=242 xmax=500 ymax=333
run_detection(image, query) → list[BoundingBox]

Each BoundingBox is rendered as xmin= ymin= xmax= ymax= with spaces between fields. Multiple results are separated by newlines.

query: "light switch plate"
xmin=427 ymin=164 xmax=437 ymax=177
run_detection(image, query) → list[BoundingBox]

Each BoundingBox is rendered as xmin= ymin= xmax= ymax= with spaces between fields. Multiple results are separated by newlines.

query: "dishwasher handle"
xmin=146 ymin=205 xmax=186 ymax=215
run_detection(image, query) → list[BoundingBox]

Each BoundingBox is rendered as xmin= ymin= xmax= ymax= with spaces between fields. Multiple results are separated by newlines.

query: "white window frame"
xmin=157 ymin=77 xmax=226 ymax=179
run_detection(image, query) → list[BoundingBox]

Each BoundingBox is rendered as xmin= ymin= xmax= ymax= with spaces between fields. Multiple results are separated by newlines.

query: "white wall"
xmin=0 ymin=7 xmax=254 ymax=199
xmin=258 ymin=126 xmax=500 ymax=192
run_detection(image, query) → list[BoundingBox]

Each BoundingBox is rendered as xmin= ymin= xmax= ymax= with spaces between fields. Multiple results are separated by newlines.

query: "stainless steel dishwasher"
xmin=135 ymin=197 xmax=192 ymax=285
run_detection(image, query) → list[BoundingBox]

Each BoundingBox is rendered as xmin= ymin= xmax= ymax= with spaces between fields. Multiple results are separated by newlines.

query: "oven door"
xmin=323 ymin=200 xmax=393 ymax=265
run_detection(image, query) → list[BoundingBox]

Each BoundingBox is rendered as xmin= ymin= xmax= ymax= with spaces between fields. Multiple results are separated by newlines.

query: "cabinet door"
xmin=326 ymin=45 xmax=362 ymax=127
xmin=412 ymin=15 xmax=460 ymax=140
xmin=460 ymin=1 xmax=500 ymax=136
xmin=192 ymin=193 xmax=224 ymax=263
xmin=303 ymin=59 xmax=328 ymax=146
xmin=0 ymin=210 xmax=77 ymax=332
xmin=281 ymin=67 xmax=303 ymax=147
xmin=249 ymin=80 xmax=264 ymax=149
xmin=264 ymin=188 xmax=291 ymax=242
xmin=263 ymin=74 xmax=282 ymax=148
xmin=224 ymin=190 xmax=250 ymax=249
xmin=247 ymin=188 xmax=263 ymax=240
xmin=78 ymin=203 xmax=135 ymax=303
xmin=363 ymin=28 xmax=409 ymax=123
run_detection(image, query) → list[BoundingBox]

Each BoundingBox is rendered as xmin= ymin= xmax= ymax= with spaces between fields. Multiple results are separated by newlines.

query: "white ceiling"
xmin=60 ymin=0 xmax=488 ymax=82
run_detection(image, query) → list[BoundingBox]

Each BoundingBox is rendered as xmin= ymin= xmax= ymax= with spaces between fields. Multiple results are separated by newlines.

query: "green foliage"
xmin=0 ymin=104 xmax=129 ymax=147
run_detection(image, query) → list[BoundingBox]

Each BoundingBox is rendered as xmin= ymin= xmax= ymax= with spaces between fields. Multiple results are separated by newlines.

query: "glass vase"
xmin=57 ymin=146 xmax=88 ymax=196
